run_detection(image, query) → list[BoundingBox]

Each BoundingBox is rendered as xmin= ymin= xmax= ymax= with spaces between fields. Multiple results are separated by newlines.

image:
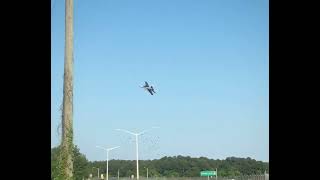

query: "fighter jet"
xmin=141 ymin=81 xmax=156 ymax=95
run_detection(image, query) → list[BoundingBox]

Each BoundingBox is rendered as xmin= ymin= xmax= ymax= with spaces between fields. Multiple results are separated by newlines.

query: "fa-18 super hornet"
xmin=141 ymin=81 xmax=156 ymax=95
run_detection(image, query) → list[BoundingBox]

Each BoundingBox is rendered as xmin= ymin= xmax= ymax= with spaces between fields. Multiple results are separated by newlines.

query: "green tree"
xmin=79 ymin=155 xmax=269 ymax=178
xmin=73 ymin=145 xmax=89 ymax=180
xmin=51 ymin=146 xmax=89 ymax=180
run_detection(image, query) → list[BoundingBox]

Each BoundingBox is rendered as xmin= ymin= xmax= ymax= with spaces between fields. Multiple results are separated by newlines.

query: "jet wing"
xmin=147 ymin=88 xmax=153 ymax=95
xmin=151 ymin=86 xmax=156 ymax=93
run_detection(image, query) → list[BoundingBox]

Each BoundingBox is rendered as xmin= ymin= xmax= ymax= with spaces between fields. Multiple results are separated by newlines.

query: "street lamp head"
xmin=115 ymin=128 xmax=137 ymax=135
xmin=96 ymin=146 xmax=108 ymax=151
xmin=107 ymin=146 xmax=120 ymax=151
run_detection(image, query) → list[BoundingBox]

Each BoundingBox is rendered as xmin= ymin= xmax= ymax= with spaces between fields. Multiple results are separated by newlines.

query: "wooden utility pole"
xmin=61 ymin=0 xmax=74 ymax=179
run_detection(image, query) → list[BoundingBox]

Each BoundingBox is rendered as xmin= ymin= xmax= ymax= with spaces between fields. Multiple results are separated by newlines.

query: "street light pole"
xmin=115 ymin=127 xmax=159 ymax=180
xmin=92 ymin=167 xmax=99 ymax=179
xmin=216 ymin=168 xmax=218 ymax=180
xmin=107 ymin=150 xmax=109 ymax=180
xmin=135 ymin=134 xmax=139 ymax=179
xmin=146 ymin=167 xmax=148 ymax=179
xmin=96 ymin=146 xmax=120 ymax=180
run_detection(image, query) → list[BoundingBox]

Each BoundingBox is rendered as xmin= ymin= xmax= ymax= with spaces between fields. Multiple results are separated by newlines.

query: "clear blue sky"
xmin=51 ymin=0 xmax=269 ymax=162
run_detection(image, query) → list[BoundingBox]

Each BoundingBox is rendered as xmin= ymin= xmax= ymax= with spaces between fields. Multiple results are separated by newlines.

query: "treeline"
xmin=51 ymin=146 xmax=269 ymax=180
